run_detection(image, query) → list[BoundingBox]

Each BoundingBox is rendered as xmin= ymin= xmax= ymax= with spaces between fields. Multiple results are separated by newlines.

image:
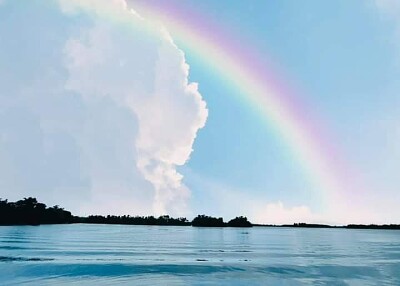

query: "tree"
xmin=191 ymin=215 xmax=225 ymax=227
xmin=227 ymin=216 xmax=252 ymax=227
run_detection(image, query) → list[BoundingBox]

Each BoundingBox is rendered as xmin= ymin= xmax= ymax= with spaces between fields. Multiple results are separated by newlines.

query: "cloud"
xmin=182 ymin=169 xmax=321 ymax=224
xmin=374 ymin=0 xmax=400 ymax=52
xmin=374 ymin=0 xmax=400 ymax=13
xmin=0 ymin=0 xmax=207 ymax=216
xmin=184 ymin=168 xmax=396 ymax=225
xmin=252 ymin=202 xmax=315 ymax=225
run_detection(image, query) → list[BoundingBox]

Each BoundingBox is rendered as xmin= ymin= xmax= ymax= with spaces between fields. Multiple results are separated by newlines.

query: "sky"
xmin=0 ymin=0 xmax=399 ymax=224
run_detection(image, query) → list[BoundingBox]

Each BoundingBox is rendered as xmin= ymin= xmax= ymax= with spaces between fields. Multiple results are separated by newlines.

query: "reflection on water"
xmin=0 ymin=224 xmax=399 ymax=285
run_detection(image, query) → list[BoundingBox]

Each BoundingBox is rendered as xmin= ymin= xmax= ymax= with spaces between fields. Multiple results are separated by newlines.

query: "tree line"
xmin=0 ymin=197 xmax=252 ymax=227
xmin=0 ymin=197 xmax=73 ymax=225
xmin=2 ymin=198 xmax=400 ymax=229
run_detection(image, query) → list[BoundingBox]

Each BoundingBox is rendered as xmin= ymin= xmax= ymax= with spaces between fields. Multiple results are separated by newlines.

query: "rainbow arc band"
xmin=60 ymin=0 xmax=356 ymax=205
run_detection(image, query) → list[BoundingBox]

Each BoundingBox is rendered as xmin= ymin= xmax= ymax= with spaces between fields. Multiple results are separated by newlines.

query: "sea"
xmin=0 ymin=224 xmax=399 ymax=285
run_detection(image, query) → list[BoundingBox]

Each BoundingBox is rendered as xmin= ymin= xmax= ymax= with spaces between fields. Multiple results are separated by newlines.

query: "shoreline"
xmin=2 ymin=198 xmax=400 ymax=229
xmin=1 ymin=222 xmax=400 ymax=230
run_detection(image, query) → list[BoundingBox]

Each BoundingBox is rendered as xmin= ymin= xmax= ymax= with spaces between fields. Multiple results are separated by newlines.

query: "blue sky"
xmin=0 ymin=0 xmax=399 ymax=223
xmin=172 ymin=0 xmax=400 ymax=221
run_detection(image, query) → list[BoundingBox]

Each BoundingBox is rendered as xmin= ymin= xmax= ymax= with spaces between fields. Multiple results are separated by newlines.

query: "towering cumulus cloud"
xmin=0 ymin=0 xmax=207 ymax=216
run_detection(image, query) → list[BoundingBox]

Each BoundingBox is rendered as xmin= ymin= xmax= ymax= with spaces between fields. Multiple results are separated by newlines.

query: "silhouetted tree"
xmin=0 ymin=197 xmax=73 ymax=225
xmin=346 ymin=224 xmax=400 ymax=230
xmin=191 ymin=215 xmax=225 ymax=227
xmin=79 ymin=214 xmax=190 ymax=226
xmin=227 ymin=216 xmax=252 ymax=227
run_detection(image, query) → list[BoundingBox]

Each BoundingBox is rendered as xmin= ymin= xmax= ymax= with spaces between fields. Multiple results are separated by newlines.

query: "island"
xmin=1 ymin=197 xmax=400 ymax=230
xmin=0 ymin=198 xmax=252 ymax=227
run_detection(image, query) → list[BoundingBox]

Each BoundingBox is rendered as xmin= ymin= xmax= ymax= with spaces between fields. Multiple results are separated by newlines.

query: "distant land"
xmin=1 ymin=198 xmax=400 ymax=230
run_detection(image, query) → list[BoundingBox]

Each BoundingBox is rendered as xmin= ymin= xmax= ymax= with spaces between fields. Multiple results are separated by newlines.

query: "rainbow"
xmin=61 ymin=0 xmax=356 ymax=205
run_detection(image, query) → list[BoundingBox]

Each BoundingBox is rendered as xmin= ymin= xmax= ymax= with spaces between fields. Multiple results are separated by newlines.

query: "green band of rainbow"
xmin=59 ymin=0 xmax=359 ymax=205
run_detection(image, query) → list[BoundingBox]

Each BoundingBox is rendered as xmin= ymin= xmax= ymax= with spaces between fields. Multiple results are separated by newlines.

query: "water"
xmin=0 ymin=225 xmax=399 ymax=285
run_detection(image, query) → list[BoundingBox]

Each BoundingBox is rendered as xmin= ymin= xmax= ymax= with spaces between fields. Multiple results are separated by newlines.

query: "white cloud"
xmin=0 ymin=0 xmax=207 ymax=216
xmin=183 ymin=169 xmax=395 ymax=225
xmin=374 ymin=0 xmax=400 ymax=54
xmin=59 ymin=0 xmax=128 ymax=15
xmin=182 ymin=169 xmax=321 ymax=224
xmin=252 ymin=202 xmax=315 ymax=225
xmin=375 ymin=0 xmax=400 ymax=14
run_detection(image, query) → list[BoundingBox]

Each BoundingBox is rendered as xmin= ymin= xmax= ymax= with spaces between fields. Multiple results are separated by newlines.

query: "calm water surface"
xmin=0 ymin=224 xmax=399 ymax=285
